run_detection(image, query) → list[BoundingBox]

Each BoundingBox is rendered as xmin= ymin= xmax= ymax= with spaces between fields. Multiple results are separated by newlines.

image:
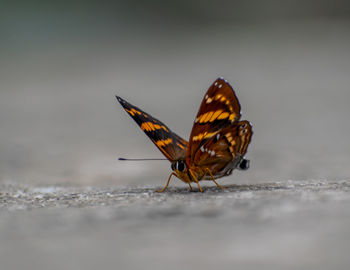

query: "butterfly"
xmin=116 ymin=77 xmax=253 ymax=192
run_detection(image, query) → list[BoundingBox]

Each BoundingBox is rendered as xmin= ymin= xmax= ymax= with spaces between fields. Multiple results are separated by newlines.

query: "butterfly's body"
xmin=116 ymin=77 xmax=252 ymax=192
xmin=173 ymin=159 xmax=238 ymax=183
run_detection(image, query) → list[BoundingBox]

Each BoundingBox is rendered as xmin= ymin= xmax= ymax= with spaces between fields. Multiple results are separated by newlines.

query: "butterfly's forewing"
xmin=116 ymin=96 xmax=188 ymax=161
xmin=192 ymin=120 xmax=253 ymax=177
xmin=186 ymin=78 xmax=241 ymax=164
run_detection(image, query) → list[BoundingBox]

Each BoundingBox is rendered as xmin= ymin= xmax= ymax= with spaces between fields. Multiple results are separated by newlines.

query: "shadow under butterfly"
xmin=116 ymin=77 xmax=253 ymax=192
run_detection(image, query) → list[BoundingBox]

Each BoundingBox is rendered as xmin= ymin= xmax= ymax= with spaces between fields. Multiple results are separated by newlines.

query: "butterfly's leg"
xmin=188 ymin=169 xmax=203 ymax=192
xmin=188 ymin=183 xmax=193 ymax=191
xmin=156 ymin=172 xmax=176 ymax=193
xmin=205 ymin=168 xmax=225 ymax=190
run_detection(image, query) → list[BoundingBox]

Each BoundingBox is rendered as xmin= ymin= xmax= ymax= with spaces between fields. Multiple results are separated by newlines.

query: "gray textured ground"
xmin=1 ymin=180 xmax=350 ymax=270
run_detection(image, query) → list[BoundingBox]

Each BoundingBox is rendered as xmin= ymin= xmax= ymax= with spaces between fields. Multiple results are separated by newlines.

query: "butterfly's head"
xmin=171 ymin=160 xmax=187 ymax=173
xmin=171 ymin=160 xmax=192 ymax=182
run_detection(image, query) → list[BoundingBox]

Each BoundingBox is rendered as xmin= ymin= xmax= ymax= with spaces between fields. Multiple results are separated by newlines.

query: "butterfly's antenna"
xmin=118 ymin=157 xmax=167 ymax=161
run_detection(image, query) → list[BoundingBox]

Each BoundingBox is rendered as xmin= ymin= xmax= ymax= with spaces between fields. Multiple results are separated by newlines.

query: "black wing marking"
xmin=116 ymin=96 xmax=188 ymax=161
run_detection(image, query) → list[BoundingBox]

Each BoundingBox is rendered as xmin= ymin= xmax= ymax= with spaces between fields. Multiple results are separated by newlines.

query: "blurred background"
xmin=1 ymin=2 xmax=350 ymax=270
xmin=1 ymin=0 xmax=350 ymax=186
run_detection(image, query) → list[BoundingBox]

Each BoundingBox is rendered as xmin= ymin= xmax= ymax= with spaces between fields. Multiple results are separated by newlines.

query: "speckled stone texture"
xmin=1 ymin=180 xmax=350 ymax=270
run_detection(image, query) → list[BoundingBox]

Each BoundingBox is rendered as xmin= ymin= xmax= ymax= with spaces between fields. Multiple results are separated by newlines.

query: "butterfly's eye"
xmin=238 ymin=158 xmax=250 ymax=170
xmin=173 ymin=160 xmax=186 ymax=172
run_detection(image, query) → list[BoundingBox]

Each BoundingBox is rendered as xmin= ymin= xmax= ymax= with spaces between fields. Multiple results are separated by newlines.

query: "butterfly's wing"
xmin=192 ymin=121 xmax=253 ymax=177
xmin=186 ymin=77 xmax=242 ymax=165
xmin=116 ymin=96 xmax=188 ymax=161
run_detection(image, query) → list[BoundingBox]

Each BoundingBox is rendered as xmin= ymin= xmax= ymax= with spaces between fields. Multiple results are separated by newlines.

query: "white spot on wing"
xmin=216 ymin=134 xmax=220 ymax=140
xmin=218 ymin=84 xmax=222 ymax=88
xmin=200 ymin=146 xmax=205 ymax=152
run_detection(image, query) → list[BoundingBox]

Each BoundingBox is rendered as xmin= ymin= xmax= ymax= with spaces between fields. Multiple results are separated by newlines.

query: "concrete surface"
xmin=1 ymin=180 xmax=350 ymax=270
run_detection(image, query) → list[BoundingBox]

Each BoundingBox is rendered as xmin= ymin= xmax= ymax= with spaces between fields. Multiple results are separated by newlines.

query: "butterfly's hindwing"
xmin=234 ymin=120 xmax=253 ymax=156
xmin=116 ymin=96 xmax=187 ymax=161
xmin=192 ymin=121 xmax=253 ymax=178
